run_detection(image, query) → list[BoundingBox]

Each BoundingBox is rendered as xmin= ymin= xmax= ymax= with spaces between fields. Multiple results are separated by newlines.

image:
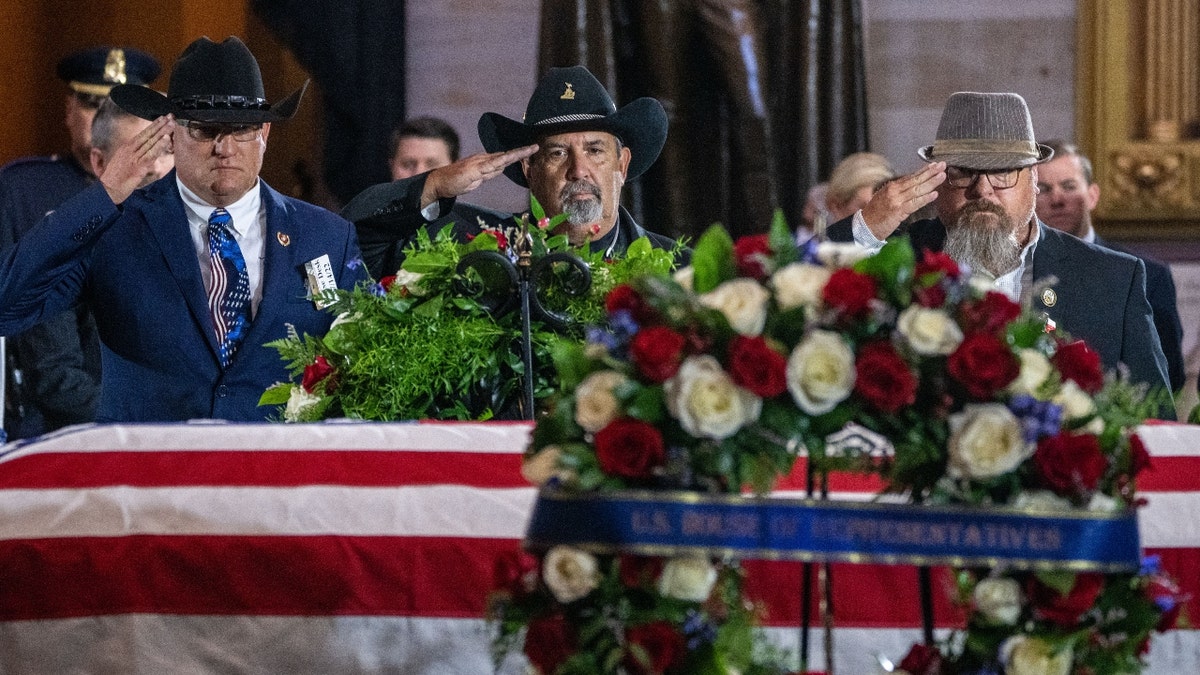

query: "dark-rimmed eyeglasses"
xmin=178 ymin=121 xmax=262 ymax=143
xmin=945 ymin=166 xmax=1024 ymax=190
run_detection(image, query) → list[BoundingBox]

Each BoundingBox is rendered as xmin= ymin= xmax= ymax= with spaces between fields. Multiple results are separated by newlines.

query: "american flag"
xmin=0 ymin=421 xmax=1195 ymax=673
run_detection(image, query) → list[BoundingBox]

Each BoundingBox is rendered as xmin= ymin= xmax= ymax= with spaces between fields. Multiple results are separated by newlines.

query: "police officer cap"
xmin=56 ymin=46 xmax=161 ymax=100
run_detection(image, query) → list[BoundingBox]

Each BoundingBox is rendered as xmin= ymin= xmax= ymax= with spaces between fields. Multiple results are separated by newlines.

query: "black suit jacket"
xmin=827 ymin=216 xmax=1171 ymax=399
xmin=345 ymin=172 xmax=688 ymax=279
xmin=1094 ymin=236 xmax=1185 ymax=392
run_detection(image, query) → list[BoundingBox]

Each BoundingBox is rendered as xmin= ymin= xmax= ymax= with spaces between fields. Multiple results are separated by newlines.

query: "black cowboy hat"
xmin=478 ymin=65 xmax=668 ymax=187
xmin=110 ymin=36 xmax=306 ymax=125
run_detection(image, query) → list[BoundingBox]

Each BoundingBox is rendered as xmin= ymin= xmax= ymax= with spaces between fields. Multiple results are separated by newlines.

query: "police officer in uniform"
xmin=0 ymin=46 xmax=159 ymax=439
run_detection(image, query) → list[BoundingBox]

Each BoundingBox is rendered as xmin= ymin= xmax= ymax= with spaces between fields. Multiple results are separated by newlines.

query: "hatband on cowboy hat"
xmin=478 ymin=65 xmax=668 ymax=187
xmin=110 ymin=36 xmax=306 ymax=125
xmin=918 ymin=92 xmax=1053 ymax=171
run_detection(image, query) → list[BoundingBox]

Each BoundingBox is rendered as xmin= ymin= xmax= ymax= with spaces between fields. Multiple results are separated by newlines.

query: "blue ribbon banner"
xmin=525 ymin=489 xmax=1141 ymax=572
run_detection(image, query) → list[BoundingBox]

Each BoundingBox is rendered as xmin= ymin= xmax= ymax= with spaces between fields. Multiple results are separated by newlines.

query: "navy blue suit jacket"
xmin=0 ymin=172 xmax=368 ymax=422
xmin=827 ymin=217 xmax=1171 ymax=399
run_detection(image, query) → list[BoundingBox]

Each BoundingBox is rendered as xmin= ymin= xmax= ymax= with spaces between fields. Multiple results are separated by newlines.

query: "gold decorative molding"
xmin=1077 ymin=0 xmax=1200 ymax=240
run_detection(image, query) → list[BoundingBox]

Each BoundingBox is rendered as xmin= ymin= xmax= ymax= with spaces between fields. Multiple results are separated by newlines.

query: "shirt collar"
xmin=176 ymin=177 xmax=262 ymax=236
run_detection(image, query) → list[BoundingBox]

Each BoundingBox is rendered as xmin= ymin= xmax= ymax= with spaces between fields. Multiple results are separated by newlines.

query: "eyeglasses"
xmin=179 ymin=121 xmax=262 ymax=143
xmin=945 ymin=166 xmax=1024 ymax=190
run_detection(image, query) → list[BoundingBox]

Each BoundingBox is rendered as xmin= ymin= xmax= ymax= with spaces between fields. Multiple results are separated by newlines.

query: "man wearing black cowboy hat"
xmin=826 ymin=91 xmax=1171 ymax=405
xmin=344 ymin=65 xmax=686 ymax=280
xmin=0 ymin=36 xmax=368 ymax=423
xmin=0 ymin=45 xmax=160 ymax=439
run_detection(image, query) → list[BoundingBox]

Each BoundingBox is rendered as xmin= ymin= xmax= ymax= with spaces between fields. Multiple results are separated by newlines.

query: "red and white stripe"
xmin=0 ymin=421 xmax=1195 ymax=674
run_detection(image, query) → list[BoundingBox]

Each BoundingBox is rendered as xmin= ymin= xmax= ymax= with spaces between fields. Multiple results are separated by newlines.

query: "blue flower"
xmin=1009 ymin=394 xmax=1062 ymax=443
xmin=682 ymin=609 xmax=718 ymax=650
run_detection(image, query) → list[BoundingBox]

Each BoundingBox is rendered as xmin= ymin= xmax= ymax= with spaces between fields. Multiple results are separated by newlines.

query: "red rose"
xmin=378 ymin=274 xmax=397 ymax=290
xmin=734 ymin=234 xmax=772 ymax=279
xmin=1128 ymin=434 xmax=1154 ymax=477
xmin=493 ymin=548 xmax=540 ymax=598
xmin=524 ymin=613 xmax=576 ymax=674
xmin=854 ymin=341 xmax=917 ymax=414
xmin=959 ymin=291 xmax=1021 ymax=335
xmin=948 ymin=333 xmax=1019 ymax=399
xmin=898 ymin=642 xmax=944 ymax=675
xmin=623 ymin=621 xmax=686 ymax=674
xmin=1053 ymin=340 xmax=1104 ymax=394
xmin=606 ymin=284 xmax=657 ymax=324
xmin=727 ymin=335 xmax=788 ymax=397
xmin=630 ymin=326 xmax=688 ymax=383
xmin=821 ymin=268 xmax=877 ymax=320
xmin=619 ymin=554 xmax=665 ymax=589
xmin=595 ymin=418 xmax=667 ymax=479
xmin=301 ymin=355 xmax=336 ymax=393
xmin=914 ymin=283 xmax=947 ymax=308
xmin=1034 ymin=432 xmax=1108 ymax=495
xmin=1026 ymin=572 xmax=1105 ymax=626
xmin=915 ymin=251 xmax=960 ymax=280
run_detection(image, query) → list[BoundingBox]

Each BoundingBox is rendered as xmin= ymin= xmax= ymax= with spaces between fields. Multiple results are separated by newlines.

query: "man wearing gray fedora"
xmin=344 ymin=65 xmax=687 ymax=280
xmin=0 ymin=36 xmax=368 ymax=423
xmin=827 ymin=91 xmax=1171 ymax=404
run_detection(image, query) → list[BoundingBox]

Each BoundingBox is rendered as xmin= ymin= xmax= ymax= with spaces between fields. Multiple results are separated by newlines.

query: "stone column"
xmin=1145 ymin=0 xmax=1200 ymax=141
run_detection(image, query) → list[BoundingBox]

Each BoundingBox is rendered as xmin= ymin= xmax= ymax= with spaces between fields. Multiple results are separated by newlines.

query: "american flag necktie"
xmin=206 ymin=208 xmax=251 ymax=368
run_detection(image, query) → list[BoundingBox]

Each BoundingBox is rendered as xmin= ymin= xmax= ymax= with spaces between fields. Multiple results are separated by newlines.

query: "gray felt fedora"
xmin=918 ymin=92 xmax=1053 ymax=170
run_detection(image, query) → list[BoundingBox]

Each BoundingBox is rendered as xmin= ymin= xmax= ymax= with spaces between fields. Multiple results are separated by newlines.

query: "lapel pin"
xmin=1041 ymin=288 xmax=1057 ymax=307
xmin=1042 ymin=313 xmax=1057 ymax=333
xmin=277 ymin=232 xmax=291 ymax=247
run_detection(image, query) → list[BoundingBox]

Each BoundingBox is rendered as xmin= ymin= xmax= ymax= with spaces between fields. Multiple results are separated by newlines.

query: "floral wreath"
xmin=260 ymin=198 xmax=679 ymax=422
xmin=491 ymin=218 xmax=1184 ymax=674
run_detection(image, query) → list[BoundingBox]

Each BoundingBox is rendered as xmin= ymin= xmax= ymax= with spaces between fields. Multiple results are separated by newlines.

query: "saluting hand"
xmin=419 ymin=144 xmax=539 ymax=208
xmin=860 ymin=161 xmax=946 ymax=240
xmin=99 ymin=115 xmax=175 ymax=205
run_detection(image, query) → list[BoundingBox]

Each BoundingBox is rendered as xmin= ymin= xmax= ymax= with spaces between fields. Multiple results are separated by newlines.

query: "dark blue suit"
xmin=827 ymin=217 xmax=1172 ymax=400
xmin=0 ymin=172 xmax=368 ymax=422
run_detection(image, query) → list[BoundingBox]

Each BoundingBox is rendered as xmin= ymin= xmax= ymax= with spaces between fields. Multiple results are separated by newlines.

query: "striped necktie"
xmin=206 ymin=208 xmax=251 ymax=368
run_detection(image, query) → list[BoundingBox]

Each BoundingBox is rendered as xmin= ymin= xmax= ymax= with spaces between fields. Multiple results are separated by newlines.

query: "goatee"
xmin=943 ymin=201 xmax=1022 ymax=278
xmin=559 ymin=180 xmax=604 ymax=227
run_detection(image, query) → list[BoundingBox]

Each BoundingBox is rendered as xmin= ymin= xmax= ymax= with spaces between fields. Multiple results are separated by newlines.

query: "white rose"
xmin=1012 ymin=490 xmax=1073 ymax=512
xmin=1009 ymin=349 xmax=1054 ymax=397
xmin=1087 ymin=492 xmax=1121 ymax=513
xmin=1054 ymin=381 xmax=1103 ymax=434
xmin=973 ymin=577 xmax=1022 ymax=625
xmin=665 ymin=355 xmax=762 ymax=440
xmin=770 ymin=262 xmax=831 ymax=312
xmin=573 ymin=370 xmax=628 ymax=433
xmin=542 ymin=546 xmax=601 ymax=603
xmin=657 ymin=556 xmax=718 ymax=602
xmin=521 ymin=445 xmax=575 ymax=486
xmin=673 ymin=265 xmax=695 ymax=292
xmin=786 ymin=330 xmax=856 ymax=415
xmin=392 ymin=269 xmax=427 ymax=296
xmin=284 ymin=386 xmax=321 ymax=422
xmin=1001 ymin=636 xmax=1073 ymax=675
xmin=699 ymin=278 xmax=770 ymax=336
xmin=947 ymin=404 xmax=1032 ymax=479
xmin=897 ymin=305 xmax=963 ymax=355
xmin=815 ymin=241 xmax=872 ymax=268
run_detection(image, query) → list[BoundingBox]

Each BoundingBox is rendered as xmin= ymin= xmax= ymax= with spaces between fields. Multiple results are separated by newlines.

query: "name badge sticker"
xmin=304 ymin=254 xmax=338 ymax=308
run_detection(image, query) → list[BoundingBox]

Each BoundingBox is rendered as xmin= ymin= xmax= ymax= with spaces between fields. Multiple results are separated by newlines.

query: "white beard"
xmin=943 ymin=202 xmax=1022 ymax=278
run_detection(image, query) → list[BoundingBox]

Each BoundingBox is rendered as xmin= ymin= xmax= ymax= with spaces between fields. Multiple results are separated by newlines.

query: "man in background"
xmin=388 ymin=116 xmax=460 ymax=180
xmin=0 ymin=46 xmax=160 ymax=439
xmin=1036 ymin=138 xmax=1185 ymax=392
xmin=346 ymin=65 xmax=686 ymax=279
